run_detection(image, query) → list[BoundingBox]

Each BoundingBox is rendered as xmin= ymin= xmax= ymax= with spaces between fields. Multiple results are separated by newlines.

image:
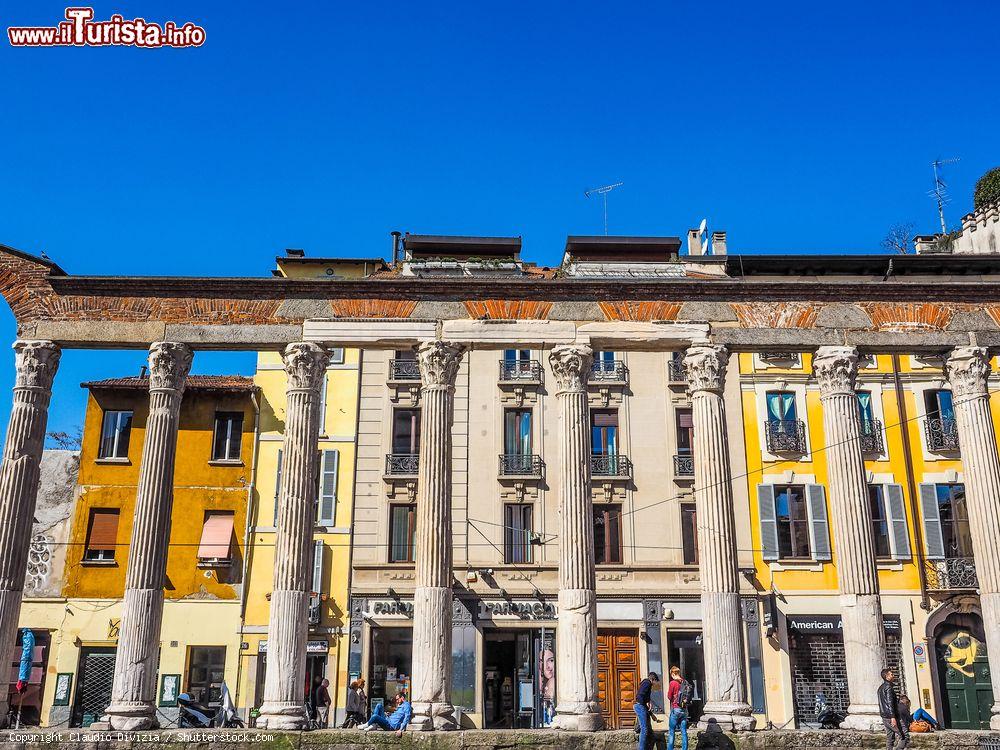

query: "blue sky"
xmin=1 ymin=0 xmax=998 ymax=441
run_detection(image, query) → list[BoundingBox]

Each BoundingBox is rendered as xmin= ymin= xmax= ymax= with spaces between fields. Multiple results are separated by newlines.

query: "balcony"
xmin=674 ymin=454 xmax=694 ymax=477
xmin=667 ymin=358 xmax=686 ymax=384
xmin=591 ymin=453 xmax=632 ymax=478
xmin=498 ymin=453 xmax=543 ymax=477
xmin=759 ymin=351 xmax=798 ymax=364
xmin=764 ymin=419 xmax=807 ymax=454
xmin=499 ymin=359 xmax=541 ymax=383
xmin=924 ymin=557 xmax=978 ymax=591
xmin=859 ymin=420 xmax=884 ymax=454
xmin=590 ymin=359 xmax=628 ymax=383
xmin=925 ymin=417 xmax=960 ymax=452
xmin=385 ymin=453 xmax=419 ymax=476
xmin=388 ymin=359 xmax=421 ymax=381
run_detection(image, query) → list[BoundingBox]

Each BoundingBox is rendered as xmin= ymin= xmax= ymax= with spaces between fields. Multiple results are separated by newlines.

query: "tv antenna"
xmin=584 ymin=181 xmax=623 ymax=235
xmin=929 ymin=158 xmax=960 ymax=234
xmin=697 ymin=218 xmax=709 ymax=254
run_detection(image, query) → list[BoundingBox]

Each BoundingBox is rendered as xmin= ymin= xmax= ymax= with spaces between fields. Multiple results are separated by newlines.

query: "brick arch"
xmin=859 ymin=302 xmax=954 ymax=331
xmin=599 ymin=301 xmax=682 ymax=322
xmin=463 ymin=300 xmax=553 ymax=320
xmin=730 ymin=302 xmax=820 ymax=329
xmin=329 ymin=299 xmax=417 ymax=318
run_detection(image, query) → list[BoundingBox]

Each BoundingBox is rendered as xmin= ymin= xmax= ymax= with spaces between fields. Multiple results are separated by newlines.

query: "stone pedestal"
xmin=257 ymin=343 xmax=331 ymax=730
xmin=945 ymin=346 xmax=1000 ymax=730
xmin=813 ymin=346 xmax=886 ymax=731
xmin=683 ymin=343 xmax=754 ymax=731
xmin=105 ymin=342 xmax=193 ymax=731
xmin=549 ymin=344 xmax=603 ymax=732
xmin=410 ymin=341 xmax=464 ymax=731
xmin=0 ymin=341 xmax=60 ymax=729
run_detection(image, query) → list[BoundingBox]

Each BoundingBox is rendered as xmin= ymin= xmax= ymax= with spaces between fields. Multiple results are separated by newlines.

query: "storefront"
xmin=254 ymin=638 xmax=330 ymax=715
xmin=5 ymin=629 xmax=51 ymax=727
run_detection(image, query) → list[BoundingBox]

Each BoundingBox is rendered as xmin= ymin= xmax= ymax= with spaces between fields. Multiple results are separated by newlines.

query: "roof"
xmin=564 ymin=236 xmax=682 ymax=262
xmin=403 ymin=234 xmax=522 ymax=256
xmin=0 ymin=243 xmax=67 ymax=275
xmin=82 ymin=375 xmax=258 ymax=393
xmin=724 ymin=253 xmax=1000 ymax=276
xmin=276 ymin=256 xmax=389 ymax=266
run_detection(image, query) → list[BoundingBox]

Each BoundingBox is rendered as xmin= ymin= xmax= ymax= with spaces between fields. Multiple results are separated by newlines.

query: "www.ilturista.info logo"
xmin=8 ymin=7 xmax=206 ymax=48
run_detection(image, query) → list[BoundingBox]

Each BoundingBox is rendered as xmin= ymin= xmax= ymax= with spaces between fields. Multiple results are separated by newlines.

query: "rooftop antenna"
xmin=584 ymin=181 xmax=623 ymax=235
xmin=697 ymin=218 xmax=709 ymax=254
xmin=929 ymin=158 xmax=960 ymax=234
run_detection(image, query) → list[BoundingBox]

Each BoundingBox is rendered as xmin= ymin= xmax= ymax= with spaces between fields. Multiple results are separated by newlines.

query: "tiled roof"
xmin=81 ymin=375 xmax=257 ymax=392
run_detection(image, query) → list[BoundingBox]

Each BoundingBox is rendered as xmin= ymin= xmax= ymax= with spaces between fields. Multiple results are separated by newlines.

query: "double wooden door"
xmin=597 ymin=629 xmax=640 ymax=729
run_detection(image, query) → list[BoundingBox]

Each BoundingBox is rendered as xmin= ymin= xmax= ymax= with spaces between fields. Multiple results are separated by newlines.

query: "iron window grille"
xmin=590 ymin=359 xmax=628 ymax=383
xmin=925 ymin=417 xmax=960 ymax=452
xmin=674 ymin=454 xmax=694 ymax=477
xmin=759 ymin=351 xmax=798 ymax=363
xmin=590 ymin=454 xmax=632 ymax=477
xmin=764 ymin=419 xmax=807 ymax=454
xmin=859 ymin=419 xmax=884 ymax=454
xmin=924 ymin=557 xmax=978 ymax=591
xmin=498 ymin=453 xmax=543 ymax=476
xmin=499 ymin=359 xmax=541 ymax=382
xmin=388 ymin=358 xmax=421 ymax=381
xmin=667 ymin=358 xmax=686 ymax=383
xmin=385 ymin=453 xmax=419 ymax=476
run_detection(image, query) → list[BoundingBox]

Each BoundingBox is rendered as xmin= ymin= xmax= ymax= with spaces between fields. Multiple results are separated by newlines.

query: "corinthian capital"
xmin=147 ymin=342 xmax=193 ymax=392
xmin=684 ymin=343 xmax=727 ymax=393
xmin=813 ymin=346 xmax=859 ymax=396
xmin=946 ymin=346 xmax=991 ymax=399
xmin=416 ymin=341 xmax=464 ymax=387
xmin=549 ymin=344 xmax=594 ymax=393
xmin=13 ymin=340 xmax=61 ymax=391
xmin=283 ymin=342 xmax=331 ymax=391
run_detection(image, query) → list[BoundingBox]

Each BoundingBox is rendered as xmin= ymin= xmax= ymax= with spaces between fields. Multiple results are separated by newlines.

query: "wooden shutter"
xmin=318 ymin=374 xmax=328 ymax=435
xmin=757 ymin=485 xmax=779 ymax=561
xmin=272 ymin=448 xmax=283 ymax=527
xmin=592 ymin=412 xmax=619 ymax=427
xmin=317 ymin=450 xmax=338 ymax=526
xmin=311 ymin=540 xmax=324 ymax=595
xmin=805 ymin=484 xmax=831 ymax=561
xmin=884 ymin=484 xmax=911 ymax=560
xmin=87 ymin=509 xmax=119 ymax=552
xmin=919 ymin=483 xmax=945 ymax=559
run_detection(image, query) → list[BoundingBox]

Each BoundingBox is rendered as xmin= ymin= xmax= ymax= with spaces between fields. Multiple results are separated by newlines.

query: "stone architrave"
xmin=813 ymin=346 xmax=886 ymax=730
xmin=683 ymin=343 xmax=755 ymax=730
xmin=0 ymin=341 xmax=60 ymax=728
xmin=257 ymin=342 xmax=331 ymax=730
xmin=409 ymin=340 xmax=465 ymax=731
xmin=548 ymin=343 xmax=603 ymax=732
xmin=105 ymin=342 xmax=193 ymax=730
xmin=945 ymin=346 xmax=1000 ymax=730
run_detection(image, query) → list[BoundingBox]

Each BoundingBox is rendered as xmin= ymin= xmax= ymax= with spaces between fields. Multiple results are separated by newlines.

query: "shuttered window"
xmin=197 ymin=512 xmax=235 ymax=563
xmin=594 ymin=505 xmax=623 ymax=564
xmin=870 ymin=484 xmax=910 ymax=560
xmin=805 ymin=484 xmax=831 ymax=561
xmin=760 ymin=484 xmax=830 ymax=561
xmin=98 ymin=410 xmax=133 ymax=459
xmin=869 ymin=485 xmax=892 ymax=558
xmin=309 ymin=540 xmax=325 ymax=625
xmin=85 ymin=509 xmax=119 ymax=561
xmin=919 ymin=483 xmax=944 ymax=559
xmin=504 ymin=504 xmax=533 ymax=564
xmin=681 ymin=503 xmax=698 ymax=565
xmin=676 ymin=409 xmax=694 ymax=456
xmin=317 ymin=374 xmax=328 ymax=436
xmin=389 ymin=505 xmax=416 ymax=563
xmin=317 ymin=450 xmax=338 ymax=526
xmin=272 ymin=449 xmax=283 ymax=527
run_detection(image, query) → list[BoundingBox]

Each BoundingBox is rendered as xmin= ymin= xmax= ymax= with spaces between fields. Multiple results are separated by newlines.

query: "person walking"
xmin=665 ymin=666 xmax=690 ymax=750
xmin=633 ymin=672 xmax=659 ymax=750
xmin=342 ymin=680 xmax=365 ymax=728
xmin=878 ymin=668 xmax=908 ymax=750
xmin=357 ymin=678 xmax=369 ymax=721
xmin=313 ymin=678 xmax=331 ymax=728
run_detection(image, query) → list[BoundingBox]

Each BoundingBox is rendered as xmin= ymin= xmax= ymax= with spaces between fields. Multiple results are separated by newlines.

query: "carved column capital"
xmin=549 ymin=344 xmax=593 ymax=393
xmin=282 ymin=342 xmax=330 ymax=391
xmin=946 ymin=346 xmax=991 ymax=399
xmin=683 ymin=342 xmax=727 ymax=393
xmin=147 ymin=342 xmax=193 ymax=393
xmin=416 ymin=341 xmax=464 ymax=388
xmin=12 ymin=340 xmax=60 ymax=391
xmin=813 ymin=346 xmax=859 ymax=397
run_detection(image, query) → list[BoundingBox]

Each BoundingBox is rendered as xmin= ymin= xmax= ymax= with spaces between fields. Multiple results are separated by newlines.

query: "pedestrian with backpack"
xmin=665 ymin=666 xmax=691 ymax=750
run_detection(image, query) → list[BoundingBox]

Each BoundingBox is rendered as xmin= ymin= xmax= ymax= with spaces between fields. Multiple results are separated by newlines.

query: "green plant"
xmin=974 ymin=166 xmax=1000 ymax=210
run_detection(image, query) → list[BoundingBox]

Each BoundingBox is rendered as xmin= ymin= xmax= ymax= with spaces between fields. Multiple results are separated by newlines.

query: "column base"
xmin=550 ymin=705 xmax=604 ymax=732
xmin=256 ymin=701 xmax=309 ymax=730
xmin=839 ymin=704 xmax=884 ymax=731
xmin=698 ymin=702 xmax=756 ymax=731
xmin=103 ymin=701 xmax=158 ymax=730
xmin=410 ymin=702 xmax=457 ymax=730
xmin=991 ymin=712 xmax=1000 ymax=731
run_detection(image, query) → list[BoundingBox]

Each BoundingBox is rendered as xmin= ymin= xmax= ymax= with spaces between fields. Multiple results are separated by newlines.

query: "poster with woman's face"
xmin=538 ymin=647 xmax=555 ymax=700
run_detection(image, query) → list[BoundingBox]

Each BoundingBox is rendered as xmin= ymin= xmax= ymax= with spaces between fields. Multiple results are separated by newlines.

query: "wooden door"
xmin=597 ymin=629 xmax=640 ymax=729
xmin=937 ymin=627 xmax=993 ymax=729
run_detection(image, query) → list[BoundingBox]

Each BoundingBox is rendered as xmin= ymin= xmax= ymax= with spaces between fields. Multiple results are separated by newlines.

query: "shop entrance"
xmin=483 ymin=629 xmax=552 ymax=728
xmin=934 ymin=613 xmax=993 ymax=729
xmin=597 ymin=629 xmax=640 ymax=730
xmin=4 ymin=629 xmax=50 ymax=727
xmin=665 ymin=630 xmax=705 ymax=724
xmin=305 ymin=653 xmax=328 ymax=718
xmin=369 ymin=627 xmax=412 ymax=713
xmin=71 ymin=646 xmax=116 ymax=728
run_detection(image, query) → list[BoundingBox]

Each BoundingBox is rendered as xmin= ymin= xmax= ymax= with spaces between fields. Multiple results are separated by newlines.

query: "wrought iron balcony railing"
xmin=859 ymin=420 xmax=884 ymax=454
xmin=388 ymin=359 xmax=421 ymax=381
xmin=924 ymin=557 xmax=978 ymax=591
xmin=667 ymin=359 xmax=686 ymax=384
xmin=674 ymin=454 xmax=694 ymax=477
xmin=499 ymin=359 xmax=541 ymax=383
xmin=759 ymin=351 xmax=798 ymax=363
xmin=498 ymin=453 xmax=543 ymax=476
xmin=764 ymin=419 xmax=807 ymax=454
xmin=591 ymin=453 xmax=632 ymax=477
xmin=385 ymin=453 xmax=419 ymax=476
xmin=925 ymin=417 xmax=960 ymax=452
xmin=590 ymin=359 xmax=628 ymax=383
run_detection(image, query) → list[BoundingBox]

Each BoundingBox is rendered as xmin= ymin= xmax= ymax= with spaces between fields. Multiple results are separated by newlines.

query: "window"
xmin=98 ymin=410 xmax=133 ymax=459
xmin=869 ymin=485 xmax=891 ymax=559
xmin=937 ymin=484 xmax=973 ymax=559
xmin=504 ymin=504 xmax=533 ymax=564
xmin=593 ymin=505 xmax=623 ymax=564
xmin=186 ymin=646 xmax=227 ymax=708
xmin=504 ymin=410 xmax=532 ymax=455
xmin=503 ymin=349 xmax=531 ymax=363
xmin=676 ymin=409 xmax=694 ymax=456
xmin=868 ymin=484 xmax=910 ymax=560
xmin=389 ymin=504 xmax=417 ymax=563
xmin=316 ymin=450 xmax=338 ymax=526
xmin=765 ymin=391 xmax=797 ymax=422
xmin=317 ymin=373 xmax=328 ymax=435
xmin=924 ymin=389 xmax=955 ymax=421
xmin=197 ymin=511 xmax=235 ymax=565
xmin=328 ymin=348 xmax=345 ymax=365
xmin=272 ymin=448 xmax=283 ymax=527
xmin=392 ymin=409 xmax=421 ymax=455
xmin=857 ymin=391 xmax=875 ymax=431
xmin=84 ymin=508 xmax=119 ymax=561
xmin=212 ymin=412 xmax=243 ymax=461
xmin=681 ymin=503 xmax=698 ymax=565
xmin=775 ymin=485 xmax=811 ymax=559
xmin=591 ymin=411 xmax=618 ymax=456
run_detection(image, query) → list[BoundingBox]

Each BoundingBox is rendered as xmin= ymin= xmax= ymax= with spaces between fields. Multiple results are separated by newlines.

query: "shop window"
xmin=594 ymin=505 xmax=623 ymax=565
xmin=84 ymin=508 xmax=119 ymax=561
xmin=389 ymin=504 xmax=416 ymax=563
xmin=504 ymin=504 xmax=533 ymax=564
xmin=681 ymin=503 xmax=698 ymax=565
xmin=186 ymin=646 xmax=226 ymax=708
xmin=98 ymin=410 xmax=132 ymax=459
xmin=197 ymin=511 xmax=234 ymax=566
xmin=757 ymin=484 xmax=831 ymax=562
xmin=370 ymin=627 xmax=412 ymax=706
xmin=392 ymin=409 xmax=421 ymax=455
xmin=211 ymin=411 xmax=243 ymax=461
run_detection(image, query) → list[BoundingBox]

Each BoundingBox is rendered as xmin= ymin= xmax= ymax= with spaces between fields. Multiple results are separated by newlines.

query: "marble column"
xmin=105 ymin=342 xmax=193 ymax=730
xmin=0 ymin=341 xmax=60 ymax=728
xmin=409 ymin=340 xmax=464 ymax=731
xmin=813 ymin=346 xmax=886 ymax=730
xmin=683 ymin=343 xmax=754 ymax=731
xmin=257 ymin=342 xmax=331 ymax=730
xmin=945 ymin=346 xmax=1000 ymax=730
xmin=549 ymin=344 xmax=603 ymax=732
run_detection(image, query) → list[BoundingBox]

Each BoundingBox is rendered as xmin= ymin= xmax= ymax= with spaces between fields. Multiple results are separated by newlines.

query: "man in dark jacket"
xmin=633 ymin=672 xmax=659 ymax=750
xmin=878 ymin=668 xmax=908 ymax=750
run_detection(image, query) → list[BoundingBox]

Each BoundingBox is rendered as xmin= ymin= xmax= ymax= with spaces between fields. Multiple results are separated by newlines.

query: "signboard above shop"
xmin=786 ymin=614 xmax=901 ymax=635
xmin=260 ymin=639 xmax=329 ymax=653
xmin=477 ymin=600 xmax=557 ymax=621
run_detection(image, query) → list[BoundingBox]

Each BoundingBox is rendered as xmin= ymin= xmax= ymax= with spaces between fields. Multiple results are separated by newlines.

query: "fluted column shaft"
xmin=0 ymin=341 xmax=60 ymax=728
xmin=257 ymin=343 xmax=330 ymax=730
xmin=814 ymin=346 xmax=886 ymax=730
xmin=945 ymin=346 xmax=1000 ymax=730
xmin=549 ymin=344 xmax=602 ymax=732
xmin=410 ymin=341 xmax=464 ymax=731
xmin=683 ymin=343 xmax=754 ymax=730
xmin=106 ymin=342 xmax=193 ymax=730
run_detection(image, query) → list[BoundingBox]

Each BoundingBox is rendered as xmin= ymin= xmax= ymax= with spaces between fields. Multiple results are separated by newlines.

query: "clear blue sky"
xmin=1 ymin=0 xmax=998 ymax=441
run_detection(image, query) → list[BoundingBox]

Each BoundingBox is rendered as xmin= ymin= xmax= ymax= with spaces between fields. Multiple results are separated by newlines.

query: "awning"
xmin=197 ymin=513 xmax=234 ymax=559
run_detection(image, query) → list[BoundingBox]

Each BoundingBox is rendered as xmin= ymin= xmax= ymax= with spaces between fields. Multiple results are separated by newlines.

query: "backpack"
xmin=677 ymin=679 xmax=693 ymax=710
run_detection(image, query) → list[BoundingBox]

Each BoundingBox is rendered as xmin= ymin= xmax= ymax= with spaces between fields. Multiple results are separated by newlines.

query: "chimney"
xmin=687 ymin=229 xmax=703 ymax=256
xmin=391 ymin=231 xmax=402 ymax=265
xmin=139 ymin=364 xmax=148 ymax=378
xmin=711 ymin=231 xmax=727 ymax=256
xmin=285 ymin=248 xmax=305 ymax=258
